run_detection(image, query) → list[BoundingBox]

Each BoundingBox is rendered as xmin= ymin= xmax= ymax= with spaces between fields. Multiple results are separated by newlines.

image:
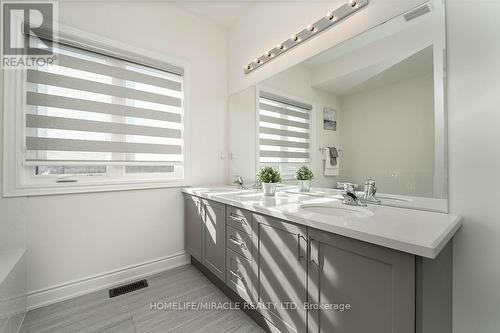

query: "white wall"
xmin=339 ymin=72 xmax=435 ymax=197
xmin=447 ymin=2 xmax=500 ymax=332
xmin=0 ymin=1 xmax=228 ymax=307
xmin=228 ymin=86 xmax=257 ymax=183
xmin=0 ymin=199 xmax=26 ymax=253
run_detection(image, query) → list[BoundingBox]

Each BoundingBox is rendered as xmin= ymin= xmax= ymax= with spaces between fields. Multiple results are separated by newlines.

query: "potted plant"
xmin=257 ymin=167 xmax=281 ymax=196
xmin=296 ymin=165 xmax=314 ymax=192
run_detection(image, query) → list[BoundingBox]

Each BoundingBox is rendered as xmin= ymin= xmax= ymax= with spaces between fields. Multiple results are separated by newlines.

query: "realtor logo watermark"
xmin=149 ymin=301 xmax=352 ymax=312
xmin=1 ymin=1 xmax=57 ymax=68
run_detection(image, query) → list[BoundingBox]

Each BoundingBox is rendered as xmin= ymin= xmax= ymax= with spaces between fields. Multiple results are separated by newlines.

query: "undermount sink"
xmin=200 ymin=188 xmax=243 ymax=193
xmin=376 ymin=195 xmax=412 ymax=203
xmin=300 ymin=202 xmax=374 ymax=218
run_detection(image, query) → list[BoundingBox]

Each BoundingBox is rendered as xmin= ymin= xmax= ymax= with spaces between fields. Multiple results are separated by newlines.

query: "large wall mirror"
xmin=228 ymin=2 xmax=447 ymax=212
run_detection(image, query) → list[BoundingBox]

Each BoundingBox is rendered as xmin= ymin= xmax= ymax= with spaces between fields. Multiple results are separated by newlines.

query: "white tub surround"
xmin=0 ymin=249 xmax=27 ymax=333
xmin=182 ymin=186 xmax=461 ymax=258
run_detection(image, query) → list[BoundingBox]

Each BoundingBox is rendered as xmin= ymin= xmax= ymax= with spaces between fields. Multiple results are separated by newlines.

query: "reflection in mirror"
xmin=228 ymin=3 xmax=447 ymax=212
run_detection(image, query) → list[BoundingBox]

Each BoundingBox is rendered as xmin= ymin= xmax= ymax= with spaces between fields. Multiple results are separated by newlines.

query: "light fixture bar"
xmin=244 ymin=0 xmax=368 ymax=74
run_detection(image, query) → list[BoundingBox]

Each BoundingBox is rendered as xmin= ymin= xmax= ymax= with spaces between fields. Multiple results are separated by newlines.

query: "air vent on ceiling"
xmin=109 ymin=279 xmax=148 ymax=298
xmin=404 ymin=5 xmax=431 ymax=22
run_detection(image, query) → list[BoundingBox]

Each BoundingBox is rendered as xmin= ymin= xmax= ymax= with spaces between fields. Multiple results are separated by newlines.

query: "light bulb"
xmin=276 ymin=43 xmax=285 ymax=51
xmin=291 ymin=34 xmax=300 ymax=42
xmin=265 ymin=50 xmax=272 ymax=57
xmin=307 ymin=24 xmax=316 ymax=33
xmin=326 ymin=11 xmax=337 ymax=21
xmin=349 ymin=0 xmax=357 ymax=8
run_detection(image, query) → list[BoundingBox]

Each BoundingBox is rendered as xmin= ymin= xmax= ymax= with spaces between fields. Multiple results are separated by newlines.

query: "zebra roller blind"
xmin=25 ymin=39 xmax=184 ymax=167
xmin=258 ymin=91 xmax=312 ymax=164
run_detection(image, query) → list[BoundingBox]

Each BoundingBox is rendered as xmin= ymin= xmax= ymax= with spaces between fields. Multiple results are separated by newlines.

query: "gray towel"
xmin=329 ymin=147 xmax=338 ymax=166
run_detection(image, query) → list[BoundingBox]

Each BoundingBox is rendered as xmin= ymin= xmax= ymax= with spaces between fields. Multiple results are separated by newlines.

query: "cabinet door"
xmin=201 ymin=199 xmax=226 ymax=281
xmin=253 ymin=214 xmax=308 ymax=333
xmin=185 ymin=195 xmax=203 ymax=261
xmin=308 ymin=229 xmax=415 ymax=333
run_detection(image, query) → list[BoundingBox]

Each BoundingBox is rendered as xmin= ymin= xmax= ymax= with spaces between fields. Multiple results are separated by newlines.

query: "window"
xmin=257 ymin=91 xmax=312 ymax=180
xmin=4 ymin=34 xmax=188 ymax=196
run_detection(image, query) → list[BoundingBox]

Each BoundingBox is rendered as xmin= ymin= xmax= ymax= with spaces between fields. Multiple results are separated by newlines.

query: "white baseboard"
xmin=26 ymin=252 xmax=190 ymax=310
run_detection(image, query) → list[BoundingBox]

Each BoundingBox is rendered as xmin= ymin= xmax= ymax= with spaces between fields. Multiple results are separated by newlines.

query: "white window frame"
xmin=255 ymin=85 xmax=315 ymax=182
xmin=3 ymin=23 xmax=191 ymax=197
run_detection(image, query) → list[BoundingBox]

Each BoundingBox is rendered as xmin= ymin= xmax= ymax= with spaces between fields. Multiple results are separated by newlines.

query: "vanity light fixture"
xmin=244 ymin=0 xmax=368 ymax=74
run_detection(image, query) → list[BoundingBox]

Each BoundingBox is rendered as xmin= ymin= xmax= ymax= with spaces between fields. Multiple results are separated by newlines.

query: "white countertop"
xmin=182 ymin=186 xmax=462 ymax=259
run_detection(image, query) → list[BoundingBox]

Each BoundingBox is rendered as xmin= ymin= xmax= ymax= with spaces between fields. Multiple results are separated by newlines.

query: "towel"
xmin=329 ymin=147 xmax=338 ymax=166
xmin=323 ymin=147 xmax=339 ymax=176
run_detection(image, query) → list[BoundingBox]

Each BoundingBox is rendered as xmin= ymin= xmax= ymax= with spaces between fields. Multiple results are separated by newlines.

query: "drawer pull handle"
xmin=229 ymin=213 xmax=246 ymax=225
xmin=297 ymin=233 xmax=306 ymax=261
xmin=230 ymin=270 xmax=244 ymax=281
xmin=229 ymin=236 xmax=246 ymax=249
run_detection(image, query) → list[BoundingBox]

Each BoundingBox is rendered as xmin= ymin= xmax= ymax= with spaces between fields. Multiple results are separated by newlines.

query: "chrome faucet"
xmin=342 ymin=184 xmax=366 ymax=206
xmin=361 ymin=179 xmax=381 ymax=204
xmin=233 ymin=176 xmax=247 ymax=189
xmin=251 ymin=179 xmax=262 ymax=189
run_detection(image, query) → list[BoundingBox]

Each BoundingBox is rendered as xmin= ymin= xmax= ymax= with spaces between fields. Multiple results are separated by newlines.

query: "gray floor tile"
xmin=19 ymin=264 xmax=264 ymax=333
xmin=86 ymin=317 xmax=136 ymax=333
xmin=169 ymin=309 xmax=264 ymax=333
xmin=21 ymin=288 xmax=130 ymax=333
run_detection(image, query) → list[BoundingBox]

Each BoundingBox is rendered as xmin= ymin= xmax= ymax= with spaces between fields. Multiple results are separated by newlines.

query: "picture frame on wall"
xmin=323 ymin=107 xmax=337 ymax=131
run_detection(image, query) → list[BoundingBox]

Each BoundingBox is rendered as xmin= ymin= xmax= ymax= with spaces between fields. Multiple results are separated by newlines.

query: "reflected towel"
xmin=329 ymin=147 xmax=338 ymax=166
xmin=323 ymin=147 xmax=339 ymax=176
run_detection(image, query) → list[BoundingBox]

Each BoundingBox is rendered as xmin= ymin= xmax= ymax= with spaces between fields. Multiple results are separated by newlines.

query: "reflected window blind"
xmin=24 ymin=40 xmax=184 ymax=166
xmin=258 ymin=92 xmax=312 ymax=164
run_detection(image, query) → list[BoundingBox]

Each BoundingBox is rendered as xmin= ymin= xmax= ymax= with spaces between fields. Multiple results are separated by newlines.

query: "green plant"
xmin=257 ymin=167 xmax=281 ymax=183
xmin=296 ymin=165 xmax=314 ymax=180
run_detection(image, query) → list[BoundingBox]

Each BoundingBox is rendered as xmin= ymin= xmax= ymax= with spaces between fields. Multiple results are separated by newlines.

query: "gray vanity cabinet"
xmin=308 ymin=228 xmax=415 ymax=333
xmin=253 ymin=213 xmax=308 ymax=333
xmin=185 ymin=195 xmax=226 ymax=281
xmin=200 ymin=199 xmax=226 ymax=281
xmin=185 ymin=195 xmax=203 ymax=262
xmin=185 ymin=197 xmax=450 ymax=333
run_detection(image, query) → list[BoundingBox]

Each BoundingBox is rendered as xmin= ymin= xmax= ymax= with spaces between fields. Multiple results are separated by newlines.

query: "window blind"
xmin=24 ymin=40 xmax=184 ymax=166
xmin=258 ymin=92 xmax=312 ymax=164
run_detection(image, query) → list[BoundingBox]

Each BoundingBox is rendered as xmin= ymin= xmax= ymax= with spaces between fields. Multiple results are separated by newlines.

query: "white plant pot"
xmin=298 ymin=180 xmax=311 ymax=192
xmin=262 ymin=183 xmax=277 ymax=196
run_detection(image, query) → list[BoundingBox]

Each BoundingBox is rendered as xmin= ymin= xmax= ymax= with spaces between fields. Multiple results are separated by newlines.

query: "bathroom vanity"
xmin=182 ymin=187 xmax=461 ymax=333
xmin=188 ymin=1 xmax=457 ymax=332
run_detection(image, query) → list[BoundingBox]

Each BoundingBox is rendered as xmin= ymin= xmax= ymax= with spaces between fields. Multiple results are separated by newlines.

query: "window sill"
xmin=3 ymin=179 xmax=190 ymax=197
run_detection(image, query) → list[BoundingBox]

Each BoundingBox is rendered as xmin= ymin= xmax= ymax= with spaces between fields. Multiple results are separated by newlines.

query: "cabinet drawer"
xmin=226 ymin=206 xmax=253 ymax=235
xmin=227 ymin=226 xmax=253 ymax=260
xmin=226 ymin=249 xmax=254 ymax=303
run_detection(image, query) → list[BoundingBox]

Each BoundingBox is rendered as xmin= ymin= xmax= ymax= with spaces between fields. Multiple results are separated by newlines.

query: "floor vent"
xmin=109 ymin=279 xmax=148 ymax=298
xmin=404 ymin=5 xmax=431 ymax=22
